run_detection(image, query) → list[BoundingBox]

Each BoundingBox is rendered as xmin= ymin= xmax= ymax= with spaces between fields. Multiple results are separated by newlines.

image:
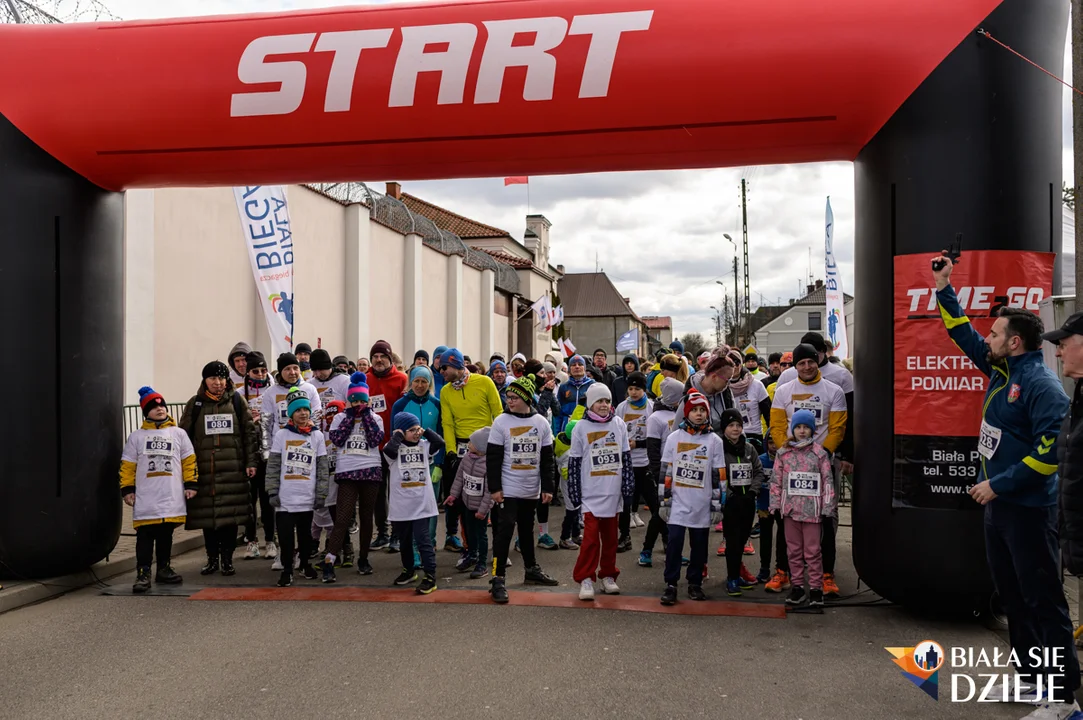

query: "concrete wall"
xmin=564 ymin=316 xmax=637 ymax=361
xmin=124 ymin=186 xmax=531 ymax=405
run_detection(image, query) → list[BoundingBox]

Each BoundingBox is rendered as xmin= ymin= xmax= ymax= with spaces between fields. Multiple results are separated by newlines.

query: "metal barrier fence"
xmin=122 ymin=403 xmax=189 ymax=437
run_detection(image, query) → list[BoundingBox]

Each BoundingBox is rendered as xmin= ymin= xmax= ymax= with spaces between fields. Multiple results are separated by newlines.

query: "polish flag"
xmin=504 ymin=177 xmax=529 ymax=186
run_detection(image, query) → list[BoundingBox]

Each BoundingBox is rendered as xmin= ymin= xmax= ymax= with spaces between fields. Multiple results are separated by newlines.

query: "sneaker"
xmin=638 ymin=551 xmax=652 ymax=567
xmin=786 ymin=586 xmax=807 ymax=605
xmin=739 ymin=564 xmax=758 ymax=589
xmin=660 ymin=584 xmax=678 ymax=606
xmin=750 ymin=522 xmax=761 ymax=538
xmin=725 ymin=579 xmax=741 ymax=597
xmin=823 ymin=573 xmax=841 ymax=598
xmin=743 ymin=541 xmax=755 ymax=555
xmin=514 ymin=538 xmax=521 ymax=554
xmin=470 ymin=564 xmax=490 ymax=580
xmin=155 ymin=566 xmax=183 ymax=584
xmin=765 ymin=570 xmax=791 ymax=593
xmin=703 ymin=563 xmax=710 ymax=581
xmin=616 ymin=535 xmax=633 ymax=553
xmin=490 ymin=576 xmax=509 ymax=604
xmin=292 ymin=552 xmax=300 ymax=570
xmin=681 ymin=556 xmax=690 ymax=567
xmin=270 ymin=557 xmax=284 ymax=571
xmin=133 ymin=567 xmax=151 ymax=594
xmin=394 ymin=569 xmax=419 ymax=586
xmin=524 ymin=565 xmax=559 ymax=586
xmin=277 ymin=571 xmax=293 ymax=587
xmin=505 ymin=556 xmax=513 ymax=568
xmin=388 ymin=537 xmax=401 ymax=554
xmin=688 ymin=584 xmax=707 ymax=601
xmin=579 ymin=578 xmax=595 ymax=601
xmin=349 ymin=520 xmax=359 ymax=534
xmin=221 ymin=558 xmax=236 ymax=576
xmin=322 ymin=564 xmax=337 ymax=583
xmin=537 ymin=533 xmax=558 ymax=550
xmin=455 ymin=554 xmax=474 ymax=572
xmin=340 ymin=544 xmax=354 ymax=568
xmin=200 ymin=557 xmax=219 ymax=576
xmin=755 ymin=567 xmax=771 ymax=584
xmin=264 ymin=541 xmax=278 ymax=559
xmin=1026 ymin=701 xmax=1083 ymax=720
xmin=635 ymin=512 xmax=647 ymax=528
xmin=713 ymin=521 xmax=724 ymax=533
xmin=357 ymin=561 xmax=374 ymax=576
xmin=417 ymin=574 xmax=437 ymax=595
xmin=716 ymin=541 xmax=726 ymax=557
xmin=371 ymin=534 xmax=390 ymax=550
xmin=576 ymin=535 xmax=584 ymax=546
xmin=244 ymin=541 xmax=261 ymax=559
xmin=308 ymin=545 xmax=323 ymax=560
xmin=600 ymin=577 xmax=620 ymax=594
xmin=808 ymin=589 xmax=824 ymax=608
xmin=301 ymin=565 xmax=318 ymax=580
xmin=559 ymin=538 xmax=580 ymax=550
xmin=444 ymin=536 xmax=463 ymax=552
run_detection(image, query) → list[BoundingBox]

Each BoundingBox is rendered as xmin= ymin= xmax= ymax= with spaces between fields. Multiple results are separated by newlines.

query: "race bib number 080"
xmin=204 ymin=414 xmax=234 ymax=436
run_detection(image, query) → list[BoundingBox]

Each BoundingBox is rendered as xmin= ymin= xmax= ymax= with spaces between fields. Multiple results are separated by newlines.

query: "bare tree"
xmin=679 ymin=333 xmax=709 ymax=358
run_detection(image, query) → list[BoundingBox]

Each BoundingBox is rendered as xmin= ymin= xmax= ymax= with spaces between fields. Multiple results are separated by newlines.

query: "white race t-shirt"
xmin=387 ymin=439 xmax=439 ymax=522
xmin=489 ymin=412 xmax=554 ymax=500
xmin=261 ymin=382 xmax=323 ymax=443
xmin=661 ymin=429 xmax=725 ymax=529
xmin=646 ymin=409 xmax=677 ymax=450
xmin=616 ymin=399 xmax=652 ymax=468
xmin=328 ymin=411 xmax=384 ymax=474
xmin=771 ymin=375 xmax=846 ymax=448
xmin=121 ymin=425 xmax=195 ymax=523
xmin=310 ymin=373 xmax=351 ymax=409
xmin=272 ymin=428 xmax=327 ymax=513
xmin=570 ymin=417 xmax=630 ymax=518
xmin=733 ymin=379 xmax=769 ymax=436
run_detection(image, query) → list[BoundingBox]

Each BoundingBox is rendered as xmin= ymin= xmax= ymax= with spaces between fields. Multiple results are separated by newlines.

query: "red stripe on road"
xmin=188 ymin=586 xmax=786 ymax=618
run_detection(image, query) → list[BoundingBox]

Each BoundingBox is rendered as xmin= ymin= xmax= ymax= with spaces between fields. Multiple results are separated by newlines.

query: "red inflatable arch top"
xmin=0 ymin=0 xmax=1000 ymax=190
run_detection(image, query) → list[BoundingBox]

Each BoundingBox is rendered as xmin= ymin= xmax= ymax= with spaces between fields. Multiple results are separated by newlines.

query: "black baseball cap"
xmin=1042 ymin=311 xmax=1083 ymax=343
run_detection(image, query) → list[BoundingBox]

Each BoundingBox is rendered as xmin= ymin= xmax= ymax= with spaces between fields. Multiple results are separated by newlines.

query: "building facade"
xmin=559 ymin=272 xmax=649 ymax=361
xmin=750 ymin=280 xmax=854 ymax=357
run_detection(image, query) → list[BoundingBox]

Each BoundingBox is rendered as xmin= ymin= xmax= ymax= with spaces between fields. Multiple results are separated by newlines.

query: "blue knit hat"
xmin=790 ymin=409 xmax=816 ymax=437
xmin=568 ymin=354 xmax=586 ymax=367
xmin=489 ymin=359 xmax=507 ymax=374
xmin=433 ymin=346 xmax=448 ymax=365
xmin=409 ymin=365 xmax=433 ymax=389
xmin=393 ymin=411 xmax=421 ymax=433
xmin=286 ymin=386 xmax=311 ymax=418
xmin=347 ymin=372 xmax=369 ymax=404
xmin=440 ymin=348 xmax=464 ymax=370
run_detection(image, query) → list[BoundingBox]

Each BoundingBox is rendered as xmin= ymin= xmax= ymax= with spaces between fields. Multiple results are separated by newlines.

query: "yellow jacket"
xmin=769 ymin=372 xmax=847 ymax=453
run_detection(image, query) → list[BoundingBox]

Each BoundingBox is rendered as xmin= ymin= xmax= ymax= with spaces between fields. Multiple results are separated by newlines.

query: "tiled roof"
xmin=794 ymin=286 xmax=854 ymax=306
xmin=641 ymin=316 xmax=672 ymax=330
xmin=559 ymin=272 xmax=638 ymax=318
xmin=401 ymin=193 xmax=511 ymax=239
xmin=476 ymin=247 xmax=533 ymax=269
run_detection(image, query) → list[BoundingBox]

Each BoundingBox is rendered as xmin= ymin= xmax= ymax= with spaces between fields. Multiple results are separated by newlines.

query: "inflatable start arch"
xmin=0 ymin=0 xmax=1066 ymax=613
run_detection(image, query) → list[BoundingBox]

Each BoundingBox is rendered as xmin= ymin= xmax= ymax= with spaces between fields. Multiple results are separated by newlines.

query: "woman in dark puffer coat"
xmin=179 ymin=361 xmax=260 ymax=576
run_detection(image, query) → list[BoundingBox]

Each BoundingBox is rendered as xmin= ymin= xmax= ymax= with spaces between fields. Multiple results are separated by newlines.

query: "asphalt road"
xmin=0 ymin=518 xmax=1041 ymax=720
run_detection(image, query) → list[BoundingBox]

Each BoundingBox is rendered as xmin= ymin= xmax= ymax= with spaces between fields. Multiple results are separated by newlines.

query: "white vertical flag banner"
xmin=234 ymin=186 xmax=295 ymax=359
xmin=824 ymin=197 xmax=849 ymax=359
xmin=530 ymin=294 xmax=553 ymax=330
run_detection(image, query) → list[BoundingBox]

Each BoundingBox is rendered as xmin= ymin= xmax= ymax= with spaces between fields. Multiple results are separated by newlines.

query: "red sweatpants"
xmin=573 ymin=512 xmax=620 ymax=583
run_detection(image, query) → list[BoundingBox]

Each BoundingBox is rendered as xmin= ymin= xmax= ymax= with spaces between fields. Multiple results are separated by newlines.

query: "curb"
xmin=0 ymin=534 xmax=206 ymax=614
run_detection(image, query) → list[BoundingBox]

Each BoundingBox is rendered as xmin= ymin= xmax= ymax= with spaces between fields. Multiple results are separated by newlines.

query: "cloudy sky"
xmin=99 ymin=0 xmax=1075 ymax=340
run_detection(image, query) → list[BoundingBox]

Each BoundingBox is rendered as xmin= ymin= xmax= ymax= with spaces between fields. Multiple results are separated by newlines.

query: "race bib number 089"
xmin=144 ymin=437 xmax=173 ymax=456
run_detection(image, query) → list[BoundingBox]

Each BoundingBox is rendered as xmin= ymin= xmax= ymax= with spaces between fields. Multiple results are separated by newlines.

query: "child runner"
xmin=769 ymin=409 xmax=836 ymax=608
xmin=266 ymin=387 xmax=330 ymax=587
xmin=615 ymin=371 xmax=652 ymax=551
xmin=487 ymin=375 xmax=560 ymax=603
xmin=121 ymin=387 xmax=198 ymax=593
xmin=322 ymin=373 xmax=384 ymax=581
xmin=641 ymin=378 xmax=684 ymax=567
xmin=311 ymin=400 xmax=346 ymax=562
xmin=568 ymin=383 xmax=634 ymax=601
xmin=759 ymin=435 xmax=791 ymax=590
xmin=445 ymin=427 xmax=495 ymax=579
xmin=718 ymin=408 xmax=765 ymax=597
xmin=383 ymin=412 xmax=445 ymax=594
xmin=658 ymin=391 xmax=725 ymax=605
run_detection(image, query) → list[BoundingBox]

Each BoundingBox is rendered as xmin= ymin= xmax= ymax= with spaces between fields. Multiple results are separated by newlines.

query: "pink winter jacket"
xmin=768 ymin=441 xmax=837 ymax=523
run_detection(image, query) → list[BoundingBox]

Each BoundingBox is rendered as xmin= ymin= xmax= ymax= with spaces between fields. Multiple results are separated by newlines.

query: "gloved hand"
xmin=432 ymin=466 xmax=443 ymax=485
xmin=269 ymin=494 xmax=281 ymax=508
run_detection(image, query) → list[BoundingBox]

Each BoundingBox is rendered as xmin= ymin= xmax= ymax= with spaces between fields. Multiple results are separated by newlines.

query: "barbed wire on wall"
xmin=1 ymin=0 xmax=119 ymax=24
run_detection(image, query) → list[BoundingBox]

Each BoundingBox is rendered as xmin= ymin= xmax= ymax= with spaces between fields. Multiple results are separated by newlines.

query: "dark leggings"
xmin=561 ymin=507 xmax=580 ymax=541
xmin=758 ymin=511 xmax=789 ymax=573
xmin=723 ymin=491 xmax=757 ymax=580
xmin=822 ymin=516 xmax=837 ymax=575
xmin=493 ymin=498 xmax=538 ymax=577
xmin=276 ymin=511 xmax=315 ymax=572
xmin=327 ymin=480 xmax=382 ymax=561
xmin=203 ymin=525 xmax=238 ymax=560
xmin=244 ymin=460 xmax=274 ymax=543
xmin=619 ymin=466 xmax=649 ymax=537
xmin=637 ymin=468 xmax=665 ymax=552
xmin=136 ymin=522 xmax=178 ymax=568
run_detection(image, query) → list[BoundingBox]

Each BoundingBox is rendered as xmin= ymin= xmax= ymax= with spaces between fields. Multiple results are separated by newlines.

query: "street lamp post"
xmin=723 ymin=233 xmax=739 ymax=346
xmin=710 ymin=305 xmax=721 ymax=346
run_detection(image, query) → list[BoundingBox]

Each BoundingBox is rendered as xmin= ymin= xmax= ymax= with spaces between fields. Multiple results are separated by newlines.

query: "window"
xmin=808 ymin=311 xmax=822 ymax=331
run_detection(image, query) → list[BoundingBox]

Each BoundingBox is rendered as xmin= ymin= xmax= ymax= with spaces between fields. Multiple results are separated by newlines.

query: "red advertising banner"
xmin=892 ymin=250 xmax=1055 ymax=509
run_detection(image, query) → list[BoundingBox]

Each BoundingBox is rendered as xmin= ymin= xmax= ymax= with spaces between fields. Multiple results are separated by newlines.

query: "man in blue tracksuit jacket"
xmin=934 ymin=255 xmax=1079 ymax=704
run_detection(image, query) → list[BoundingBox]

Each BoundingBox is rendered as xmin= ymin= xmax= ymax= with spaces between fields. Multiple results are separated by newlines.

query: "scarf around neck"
xmin=629 ymin=395 xmax=648 ymax=409
xmin=452 ymin=369 xmax=471 ymax=391
xmin=586 ymin=408 xmax=614 ymax=423
xmin=729 ymin=369 xmax=754 ymax=396
xmin=722 ymin=434 xmax=746 ymax=456
xmin=288 ymin=421 xmax=313 ymax=435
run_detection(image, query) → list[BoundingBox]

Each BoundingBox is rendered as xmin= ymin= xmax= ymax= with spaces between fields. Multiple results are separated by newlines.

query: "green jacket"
xmin=179 ymin=383 xmax=260 ymax=530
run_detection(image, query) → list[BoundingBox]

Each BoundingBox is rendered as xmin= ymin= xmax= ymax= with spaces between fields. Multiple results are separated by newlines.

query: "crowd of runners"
xmin=120 ymin=334 xmax=853 ymax=607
